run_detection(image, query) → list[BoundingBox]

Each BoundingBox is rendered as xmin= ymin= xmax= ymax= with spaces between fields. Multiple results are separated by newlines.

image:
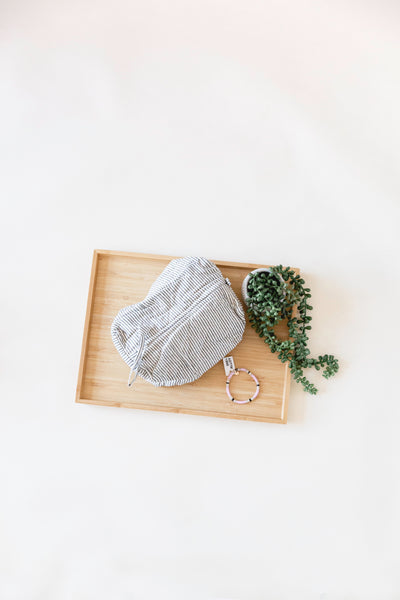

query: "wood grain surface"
xmin=76 ymin=250 xmax=298 ymax=423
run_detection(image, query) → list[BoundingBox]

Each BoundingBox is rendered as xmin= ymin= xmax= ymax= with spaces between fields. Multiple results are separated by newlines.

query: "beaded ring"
xmin=226 ymin=368 xmax=260 ymax=404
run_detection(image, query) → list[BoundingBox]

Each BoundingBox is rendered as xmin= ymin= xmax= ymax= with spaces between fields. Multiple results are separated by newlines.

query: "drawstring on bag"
xmin=127 ymin=332 xmax=146 ymax=387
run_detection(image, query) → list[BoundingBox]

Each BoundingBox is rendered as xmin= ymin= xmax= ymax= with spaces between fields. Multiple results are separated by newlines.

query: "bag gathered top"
xmin=111 ymin=256 xmax=246 ymax=387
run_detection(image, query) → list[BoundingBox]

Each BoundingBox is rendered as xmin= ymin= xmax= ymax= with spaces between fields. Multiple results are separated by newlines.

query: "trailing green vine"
xmin=246 ymin=266 xmax=339 ymax=394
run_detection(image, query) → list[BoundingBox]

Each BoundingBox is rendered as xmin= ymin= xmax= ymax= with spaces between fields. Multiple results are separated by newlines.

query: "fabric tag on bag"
xmin=223 ymin=356 xmax=235 ymax=376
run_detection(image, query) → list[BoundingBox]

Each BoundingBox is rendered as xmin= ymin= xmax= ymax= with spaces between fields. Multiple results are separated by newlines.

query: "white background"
xmin=1 ymin=1 xmax=399 ymax=598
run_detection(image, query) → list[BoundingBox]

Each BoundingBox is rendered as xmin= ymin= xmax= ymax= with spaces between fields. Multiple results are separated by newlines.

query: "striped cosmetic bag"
xmin=111 ymin=256 xmax=246 ymax=387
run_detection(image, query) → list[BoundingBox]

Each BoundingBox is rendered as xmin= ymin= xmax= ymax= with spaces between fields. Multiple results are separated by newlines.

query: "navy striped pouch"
xmin=111 ymin=256 xmax=245 ymax=387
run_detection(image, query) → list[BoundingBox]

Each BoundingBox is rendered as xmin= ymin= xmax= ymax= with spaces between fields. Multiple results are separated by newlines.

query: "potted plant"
xmin=243 ymin=266 xmax=339 ymax=394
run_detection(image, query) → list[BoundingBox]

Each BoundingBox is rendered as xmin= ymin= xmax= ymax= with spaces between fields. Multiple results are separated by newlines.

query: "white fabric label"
xmin=223 ymin=356 xmax=235 ymax=376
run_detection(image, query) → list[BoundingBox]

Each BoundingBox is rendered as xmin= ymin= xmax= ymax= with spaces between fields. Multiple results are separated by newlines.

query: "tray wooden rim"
xmin=76 ymin=250 xmax=297 ymax=424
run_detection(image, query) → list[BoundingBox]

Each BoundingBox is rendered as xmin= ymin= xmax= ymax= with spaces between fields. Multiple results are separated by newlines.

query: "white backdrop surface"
xmin=1 ymin=1 xmax=399 ymax=599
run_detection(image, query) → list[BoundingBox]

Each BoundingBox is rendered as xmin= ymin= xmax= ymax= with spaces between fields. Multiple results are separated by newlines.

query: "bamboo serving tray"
xmin=76 ymin=250 xmax=297 ymax=424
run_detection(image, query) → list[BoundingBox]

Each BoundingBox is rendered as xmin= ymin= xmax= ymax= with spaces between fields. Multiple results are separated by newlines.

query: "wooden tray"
xmin=76 ymin=250 xmax=297 ymax=423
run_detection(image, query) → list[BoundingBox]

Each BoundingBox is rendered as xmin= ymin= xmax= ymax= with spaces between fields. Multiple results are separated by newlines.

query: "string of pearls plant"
xmin=246 ymin=266 xmax=339 ymax=394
